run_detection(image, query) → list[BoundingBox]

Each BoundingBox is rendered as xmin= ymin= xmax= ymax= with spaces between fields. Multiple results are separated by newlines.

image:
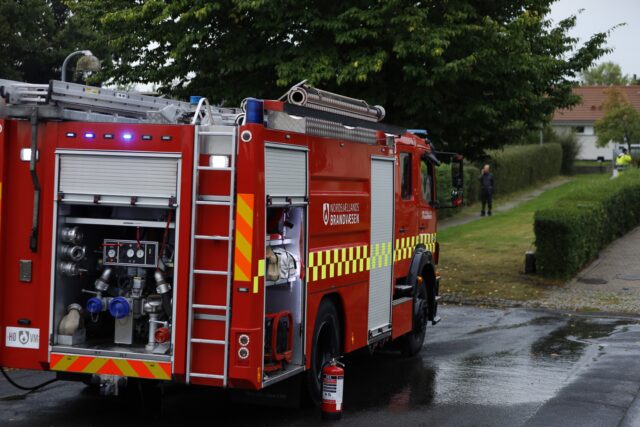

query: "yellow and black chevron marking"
xmin=251 ymin=232 xmax=436 ymax=287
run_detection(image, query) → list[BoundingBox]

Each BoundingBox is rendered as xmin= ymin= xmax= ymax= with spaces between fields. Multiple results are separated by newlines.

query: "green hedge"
xmin=435 ymin=143 xmax=563 ymax=218
xmin=485 ymin=144 xmax=563 ymax=195
xmin=534 ymin=170 xmax=640 ymax=278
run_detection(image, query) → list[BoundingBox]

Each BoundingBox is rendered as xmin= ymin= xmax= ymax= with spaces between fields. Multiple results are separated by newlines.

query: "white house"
xmin=551 ymin=86 xmax=640 ymax=160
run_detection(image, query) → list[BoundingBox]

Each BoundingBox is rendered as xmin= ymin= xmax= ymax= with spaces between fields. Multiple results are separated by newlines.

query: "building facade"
xmin=552 ymin=86 xmax=640 ymax=160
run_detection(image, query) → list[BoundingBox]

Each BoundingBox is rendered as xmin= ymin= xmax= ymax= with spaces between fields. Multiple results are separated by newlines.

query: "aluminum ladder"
xmin=0 ymin=78 xmax=243 ymax=125
xmin=186 ymin=125 xmax=237 ymax=385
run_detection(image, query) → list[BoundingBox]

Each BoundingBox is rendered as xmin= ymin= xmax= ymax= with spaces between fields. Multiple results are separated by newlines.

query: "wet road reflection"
xmin=1 ymin=306 xmax=637 ymax=426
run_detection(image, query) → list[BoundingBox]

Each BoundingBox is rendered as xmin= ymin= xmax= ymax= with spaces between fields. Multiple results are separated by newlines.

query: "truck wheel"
xmin=400 ymin=282 xmax=428 ymax=357
xmin=306 ymin=299 xmax=341 ymax=405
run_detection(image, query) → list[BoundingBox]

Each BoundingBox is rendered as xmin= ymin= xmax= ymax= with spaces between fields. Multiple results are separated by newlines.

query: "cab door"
xmin=416 ymin=148 xmax=437 ymax=249
xmin=394 ymin=147 xmax=417 ymax=275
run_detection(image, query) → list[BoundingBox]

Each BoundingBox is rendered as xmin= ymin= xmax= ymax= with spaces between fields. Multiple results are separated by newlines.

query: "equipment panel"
xmin=103 ymin=239 xmax=158 ymax=268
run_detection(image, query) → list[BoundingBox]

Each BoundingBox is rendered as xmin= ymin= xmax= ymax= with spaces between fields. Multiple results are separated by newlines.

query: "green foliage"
xmin=594 ymin=88 xmax=640 ymax=150
xmin=534 ymin=170 xmax=640 ymax=278
xmin=545 ymin=128 xmax=580 ymax=175
xmin=68 ymin=0 xmax=610 ymax=159
xmin=436 ymin=143 xmax=562 ymax=218
xmin=0 ymin=0 xmax=107 ymax=83
xmin=485 ymin=143 xmax=563 ymax=195
xmin=581 ymin=61 xmax=631 ymax=86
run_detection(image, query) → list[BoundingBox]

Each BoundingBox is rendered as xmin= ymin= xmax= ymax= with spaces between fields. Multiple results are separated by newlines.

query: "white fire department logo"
xmin=322 ymin=202 xmax=360 ymax=227
xmin=323 ymin=203 xmax=330 ymax=226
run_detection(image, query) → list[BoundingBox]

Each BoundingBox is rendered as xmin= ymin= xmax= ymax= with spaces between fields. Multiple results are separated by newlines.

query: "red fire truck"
xmin=0 ymin=79 xmax=463 ymax=401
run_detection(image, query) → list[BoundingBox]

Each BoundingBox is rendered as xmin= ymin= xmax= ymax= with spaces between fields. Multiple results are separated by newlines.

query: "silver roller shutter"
xmin=58 ymin=151 xmax=180 ymax=207
xmin=265 ymin=144 xmax=307 ymax=201
xmin=368 ymin=157 xmax=394 ymax=339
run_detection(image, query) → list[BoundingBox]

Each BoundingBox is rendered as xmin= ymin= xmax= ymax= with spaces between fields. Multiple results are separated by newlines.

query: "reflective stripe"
xmin=306 ymin=232 xmax=437 ymax=283
xmin=50 ymin=354 xmax=171 ymax=380
xmin=233 ymin=193 xmax=255 ymax=283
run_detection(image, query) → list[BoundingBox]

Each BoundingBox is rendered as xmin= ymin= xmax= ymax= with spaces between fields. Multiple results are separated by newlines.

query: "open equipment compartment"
xmin=262 ymin=142 xmax=308 ymax=384
xmin=50 ymin=150 xmax=182 ymax=362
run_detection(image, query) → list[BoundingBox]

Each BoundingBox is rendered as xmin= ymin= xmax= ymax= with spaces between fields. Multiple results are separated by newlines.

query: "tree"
xmin=0 ymin=0 xmax=108 ymax=83
xmin=68 ymin=0 xmax=610 ymax=158
xmin=594 ymin=88 xmax=640 ymax=152
xmin=581 ymin=62 xmax=631 ymax=86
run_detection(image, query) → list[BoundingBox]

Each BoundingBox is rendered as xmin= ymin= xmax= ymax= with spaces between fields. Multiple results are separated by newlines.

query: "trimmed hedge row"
xmin=534 ymin=170 xmax=640 ymax=278
xmin=485 ymin=144 xmax=563 ymax=195
xmin=436 ymin=143 xmax=563 ymax=217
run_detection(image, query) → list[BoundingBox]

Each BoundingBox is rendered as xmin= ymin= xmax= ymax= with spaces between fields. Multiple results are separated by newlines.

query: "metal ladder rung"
xmin=190 ymin=373 xmax=225 ymax=380
xmin=192 ymin=304 xmax=228 ymax=310
xmin=198 ymin=131 xmax=236 ymax=136
xmin=199 ymin=195 xmax=231 ymax=201
xmin=193 ymin=269 xmax=228 ymax=276
xmin=196 ymin=200 xmax=232 ymax=206
xmin=191 ymin=338 xmax=225 ymax=345
xmin=194 ymin=235 xmax=229 ymax=241
xmin=197 ymin=166 xmax=233 ymax=171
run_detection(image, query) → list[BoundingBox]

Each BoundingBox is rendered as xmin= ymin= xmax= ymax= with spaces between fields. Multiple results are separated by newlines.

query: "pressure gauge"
xmin=136 ymin=249 xmax=144 ymax=259
xmin=107 ymin=248 xmax=116 ymax=258
xmin=126 ymin=248 xmax=135 ymax=258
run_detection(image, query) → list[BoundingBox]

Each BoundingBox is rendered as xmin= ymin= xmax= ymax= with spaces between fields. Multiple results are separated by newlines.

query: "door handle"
xmin=399 ymin=227 xmax=407 ymax=233
xmin=419 ymin=225 xmax=426 ymax=231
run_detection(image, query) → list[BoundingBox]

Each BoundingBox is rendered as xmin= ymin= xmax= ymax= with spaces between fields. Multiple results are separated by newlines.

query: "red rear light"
xmin=433 ymin=241 xmax=439 ymax=265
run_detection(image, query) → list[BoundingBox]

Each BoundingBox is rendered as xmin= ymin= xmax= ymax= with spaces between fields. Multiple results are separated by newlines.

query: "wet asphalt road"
xmin=2 ymin=305 xmax=640 ymax=427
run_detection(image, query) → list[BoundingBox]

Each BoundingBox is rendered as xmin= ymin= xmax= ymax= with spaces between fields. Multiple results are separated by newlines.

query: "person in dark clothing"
xmin=479 ymin=164 xmax=494 ymax=216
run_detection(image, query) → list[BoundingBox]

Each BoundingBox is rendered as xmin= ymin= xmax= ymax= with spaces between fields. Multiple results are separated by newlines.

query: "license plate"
xmin=5 ymin=327 xmax=40 ymax=349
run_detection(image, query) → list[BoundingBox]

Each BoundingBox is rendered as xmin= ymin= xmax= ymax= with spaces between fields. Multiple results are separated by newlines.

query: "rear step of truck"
xmin=186 ymin=126 xmax=237 ymax=385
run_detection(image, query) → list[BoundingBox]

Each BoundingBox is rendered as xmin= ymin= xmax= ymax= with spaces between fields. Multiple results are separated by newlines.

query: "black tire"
xmin=400 ymin=282 xmax=428 ymax=357
xmin=305 ymin=299 xmax=341 ymax=405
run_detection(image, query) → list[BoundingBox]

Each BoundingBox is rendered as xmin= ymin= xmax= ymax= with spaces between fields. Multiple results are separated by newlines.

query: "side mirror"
xmin=433 ymin=151 xmax=465 ymax=209
xmin=450 ymin=155 xmax=464 ymax=206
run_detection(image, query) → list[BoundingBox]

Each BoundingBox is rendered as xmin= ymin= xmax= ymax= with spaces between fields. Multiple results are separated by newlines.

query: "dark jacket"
xmin=479 ymin=172 xmax=494 ymax=194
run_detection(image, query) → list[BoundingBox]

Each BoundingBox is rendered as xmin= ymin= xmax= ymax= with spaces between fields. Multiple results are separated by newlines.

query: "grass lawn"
xmin=438 ymin=174 xmax=609 ymax=301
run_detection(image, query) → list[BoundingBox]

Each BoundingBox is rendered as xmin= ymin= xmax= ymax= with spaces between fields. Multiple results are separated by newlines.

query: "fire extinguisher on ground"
xmin=322 ymin=359 xmax=345 ymax=420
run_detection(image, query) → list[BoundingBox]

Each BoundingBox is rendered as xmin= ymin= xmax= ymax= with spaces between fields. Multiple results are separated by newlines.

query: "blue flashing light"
xmin=122 ymin=132 xmax=133 ymax=142
xmin=65 ymin=132 xmax=76 ymax=138
xmin=408 ymin=129 xmax=428 ymax=135
xmin=108 ymin=297 xmax=130 ymax=319
xmin=190 ymin=95 xmax=203 ymax=106
xmin=84 ymin=132 xmax=96 ymax=139
xmin=245 ymin=98 xmax=264 ymax=125
xmin=86 ymin=297 xmax=103 ymax=314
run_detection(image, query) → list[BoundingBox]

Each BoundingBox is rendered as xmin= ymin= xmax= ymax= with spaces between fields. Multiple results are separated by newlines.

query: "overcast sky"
xmin=549 ymin=0 xmax=640 ymax=77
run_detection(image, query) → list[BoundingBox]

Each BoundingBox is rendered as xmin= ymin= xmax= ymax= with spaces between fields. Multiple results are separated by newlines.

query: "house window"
xmin=575 ymin=126 xmax=585 ymax=134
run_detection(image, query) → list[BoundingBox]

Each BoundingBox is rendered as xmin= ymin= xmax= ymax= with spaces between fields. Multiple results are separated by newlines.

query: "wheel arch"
xmin=408 ymin=245 xmax=438 ymax=320
xmin=318 ymin=292 xmax=345 ymax=352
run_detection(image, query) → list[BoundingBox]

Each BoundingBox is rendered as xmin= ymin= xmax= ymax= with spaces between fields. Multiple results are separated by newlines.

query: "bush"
xmin=550 ymin=130 xmax=580 ymax=175
xmin=435 ymin=144 xmax=562 ymax=219
xmin=534 ymin=170 xmax=640 ymax=278
xmin=485 ymin=144 xmax=563 ymax=195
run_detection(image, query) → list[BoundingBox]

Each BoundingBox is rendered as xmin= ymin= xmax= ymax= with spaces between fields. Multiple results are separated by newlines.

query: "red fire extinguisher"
xmin=321 ymin=359 xmax=345 ymax=420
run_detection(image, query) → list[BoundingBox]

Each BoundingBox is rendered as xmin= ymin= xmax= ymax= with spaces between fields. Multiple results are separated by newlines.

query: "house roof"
xmin=552 ymin=85 xmax=640 ymax=124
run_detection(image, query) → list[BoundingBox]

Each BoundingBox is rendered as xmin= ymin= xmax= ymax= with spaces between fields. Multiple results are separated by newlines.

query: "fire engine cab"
xmin=0 ymin=79 xmax=463 ymax=401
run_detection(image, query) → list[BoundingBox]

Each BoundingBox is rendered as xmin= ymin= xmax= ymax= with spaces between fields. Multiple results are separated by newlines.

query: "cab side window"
xmin=420 ymin=157 xmax=434 ymax=203
xmin=400 ymin=153 xmax=412 ymax=199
